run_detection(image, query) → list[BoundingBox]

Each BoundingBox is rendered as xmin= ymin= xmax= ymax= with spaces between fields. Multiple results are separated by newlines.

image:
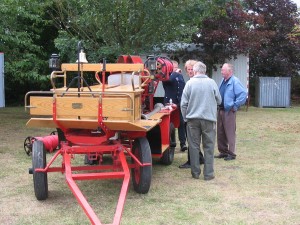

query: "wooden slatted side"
xmin=134 ymin=95 xmax=141 ymax=120
xmin=29 ymin=96 xmax=53 ymax=115
xmin=29 ymin=95 xmax=135 ymax=121
xmin=102 ymin=96 xmax=132 ymax=120
xmin=56 ymin=97 xmax=98 ymax=118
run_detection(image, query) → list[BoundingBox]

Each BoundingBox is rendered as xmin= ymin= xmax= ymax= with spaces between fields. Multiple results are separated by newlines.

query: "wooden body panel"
xmin=56 ymin=97 xmax=98 ymax=117
xmin=61 ymin=63 xmax=144 ymax=72
xmin=26 ymin=84 xmax=149 ymax=131
xmin=102 ymin=96 xmax=131 ymax=120
xmin=30 ymin=96 xmax=53 ymax=115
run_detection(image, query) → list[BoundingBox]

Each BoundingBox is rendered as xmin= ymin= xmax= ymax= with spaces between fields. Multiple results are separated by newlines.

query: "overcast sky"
xmin=292 ymin=0 xmax=300 ymax=7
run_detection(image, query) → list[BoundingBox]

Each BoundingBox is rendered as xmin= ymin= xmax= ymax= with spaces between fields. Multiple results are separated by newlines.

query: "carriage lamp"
xmin=49 ymin=53 xmax=61 ymax=70
xmin=147 ymin=56 xmax=157 ymax=71
xmin=145 ymin=55 xmax=157 ymax=79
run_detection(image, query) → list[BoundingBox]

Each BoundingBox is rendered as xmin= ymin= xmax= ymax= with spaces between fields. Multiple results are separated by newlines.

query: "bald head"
xmin=221 ymin=63 xmax=234 ymax=80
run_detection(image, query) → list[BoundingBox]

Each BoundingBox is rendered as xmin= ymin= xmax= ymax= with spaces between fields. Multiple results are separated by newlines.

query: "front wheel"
xmin=32 ymin=140 xmax=48 ymax=200
xmin=131 ymin=137 xmax=152 ymax=194
xmin=161 ymin=122 xmax=176 ymax=165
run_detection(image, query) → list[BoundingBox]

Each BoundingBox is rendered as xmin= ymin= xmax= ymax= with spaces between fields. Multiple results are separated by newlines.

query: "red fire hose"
xmin=24 ymin=132 xmax=59 ymax=156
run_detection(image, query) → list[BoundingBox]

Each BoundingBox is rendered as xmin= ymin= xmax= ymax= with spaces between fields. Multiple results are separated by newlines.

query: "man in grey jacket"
xmin=181 ymin=61 xmax=222 ymax=180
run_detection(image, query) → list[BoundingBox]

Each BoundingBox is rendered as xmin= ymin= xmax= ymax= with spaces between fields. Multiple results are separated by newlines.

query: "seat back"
xmin=107 ymin=73 xmax=139 ymax=86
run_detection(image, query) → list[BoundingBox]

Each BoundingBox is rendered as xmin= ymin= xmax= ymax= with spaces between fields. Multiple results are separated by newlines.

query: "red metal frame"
xmin=35 ymin=139 xmax=150 ymax=225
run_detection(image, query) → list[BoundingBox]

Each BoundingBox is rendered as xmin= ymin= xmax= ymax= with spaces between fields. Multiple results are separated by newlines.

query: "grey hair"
xmin=193 ymin=61 xmax=207 ymax=74
xmin=223 ymin=63 xmax=234 ymax=72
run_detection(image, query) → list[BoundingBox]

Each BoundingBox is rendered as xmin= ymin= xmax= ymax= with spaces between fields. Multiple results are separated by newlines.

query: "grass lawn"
xmin=0 ymin=106 xmax=299 ymax=225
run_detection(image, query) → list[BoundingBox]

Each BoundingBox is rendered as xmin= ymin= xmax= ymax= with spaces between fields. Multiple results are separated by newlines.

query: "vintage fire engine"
xmin=24 ymin=42 xmax=179 ymax=225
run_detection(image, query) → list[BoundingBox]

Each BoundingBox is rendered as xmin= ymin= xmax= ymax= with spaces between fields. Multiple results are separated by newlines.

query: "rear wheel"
xmin=131 ymin=137 xmax=152 ymax=194
xmin=32 ymin=140 xmax=48 ymax=200
xmin=161 ymin=122 xmax=176 ymax=165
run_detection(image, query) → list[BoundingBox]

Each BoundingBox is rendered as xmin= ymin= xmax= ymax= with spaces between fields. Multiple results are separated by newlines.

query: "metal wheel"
xmin=131 ymin=137 xmax=152 ymax=194
xmin=161 ymin=122 xmax=176 ymax=165
xmin=49 ymin=131 xmax=57 ymax=135
xmin=24 ymin=136 xmax=34 ymax=156
xmin=32 ymin=140 xmax=48 ymax=200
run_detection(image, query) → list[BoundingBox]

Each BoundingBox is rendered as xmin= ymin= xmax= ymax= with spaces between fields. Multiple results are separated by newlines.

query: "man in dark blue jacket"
xmin=162 ymin=60 xmax=187 ymax=152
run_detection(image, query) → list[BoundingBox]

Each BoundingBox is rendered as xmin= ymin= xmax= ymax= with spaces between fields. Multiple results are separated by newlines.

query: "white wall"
xmin=154 ymin=54 xmax=249 ymax=97
xmin=211 ymin=54 xmax=249 ymax=93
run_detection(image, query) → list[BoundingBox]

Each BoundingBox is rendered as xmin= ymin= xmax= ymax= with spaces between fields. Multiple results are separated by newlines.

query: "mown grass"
xmin=0 ymin=106 xmax=299 ymax=225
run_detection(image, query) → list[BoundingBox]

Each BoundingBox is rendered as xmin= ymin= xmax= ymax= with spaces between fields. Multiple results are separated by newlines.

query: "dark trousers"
xmin=217 ymin=109 xmax=236 ymax=156
xmin=187 ymin=147 xmax=204 ymax=164
xmin=185 ymin=123 xmax=204 ymax=164
xmin=178 ymin=109 xmax=186 ymax=147
xmin=186 ymin=119 xmax=216 ymax=178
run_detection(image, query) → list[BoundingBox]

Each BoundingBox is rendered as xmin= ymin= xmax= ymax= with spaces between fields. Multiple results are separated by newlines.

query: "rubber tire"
xmin=131 ymin=137 xmax=152 ymax=194
xmin=160 ymin=122 xmax=176 ymax=165
xmin=32 ymin=140 xmax=48 ymax=200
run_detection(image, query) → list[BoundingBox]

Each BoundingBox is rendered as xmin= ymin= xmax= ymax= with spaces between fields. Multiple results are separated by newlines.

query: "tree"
xmin=49 ymin=0 xmax=207 ymax=62
xmin=193 ymin=0 xmax=300 ymax=77
xmin=245 ymin=0 xmax=300 ymax=77
xmin=190 ymin=0 xmax=273 ymax=75
xmin=0 ymin=0 xmax=58 ymax=105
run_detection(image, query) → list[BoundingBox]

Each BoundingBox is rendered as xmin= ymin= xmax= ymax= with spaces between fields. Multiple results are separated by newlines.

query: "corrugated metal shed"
xmin=0 ymin=53 xmax=4 ymax=108
xmin=255 ymin=77 xmax=291 ymax=108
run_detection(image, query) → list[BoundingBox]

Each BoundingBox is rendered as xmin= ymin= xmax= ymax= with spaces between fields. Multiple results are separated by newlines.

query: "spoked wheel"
xmin=161 ymin=122 xmax=176 ymax=165
xmin=24 ymin=136 xmax=34 ymax=156
xmin=32 ymin=140 xmax=48 ymax=200
xmin=131 ymin=137 xmax=152 ymax=194
xmin=49 ymin=131 xmax=57 ymax=135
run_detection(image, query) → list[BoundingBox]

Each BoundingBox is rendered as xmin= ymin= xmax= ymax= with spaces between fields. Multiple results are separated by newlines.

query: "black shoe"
xmin=199 ymin=156 xmax=205 ymax=165
xmin=179 ymin=161 xmax=191 ymax=169
xmin=204 ymin=176 xmax=215 ymax=181
xmin=214 ymin=153 xmax=228 ymax=158
xmin=192 ymin=173 xmax=200 ymax=179
xmin=224 ymin=155 xmax=236 ymax=161
xmin=180 ymin=145 xmax=188 ymax=152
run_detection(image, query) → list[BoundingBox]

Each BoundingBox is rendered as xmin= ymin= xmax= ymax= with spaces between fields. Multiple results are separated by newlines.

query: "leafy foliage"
xmin=0 ymin=0 xmax=58 ymax=105
xmin=49 ymin=0 xmax=206 ymax=62
xmin=245 ymin=0 xmax=300 ymax=77
xmin=191 ymin=0 xmax=300 ymax=78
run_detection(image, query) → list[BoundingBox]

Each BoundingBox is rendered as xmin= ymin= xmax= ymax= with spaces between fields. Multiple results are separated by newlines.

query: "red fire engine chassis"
xmin=31 ymin=138 xmax=150 ymax=225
